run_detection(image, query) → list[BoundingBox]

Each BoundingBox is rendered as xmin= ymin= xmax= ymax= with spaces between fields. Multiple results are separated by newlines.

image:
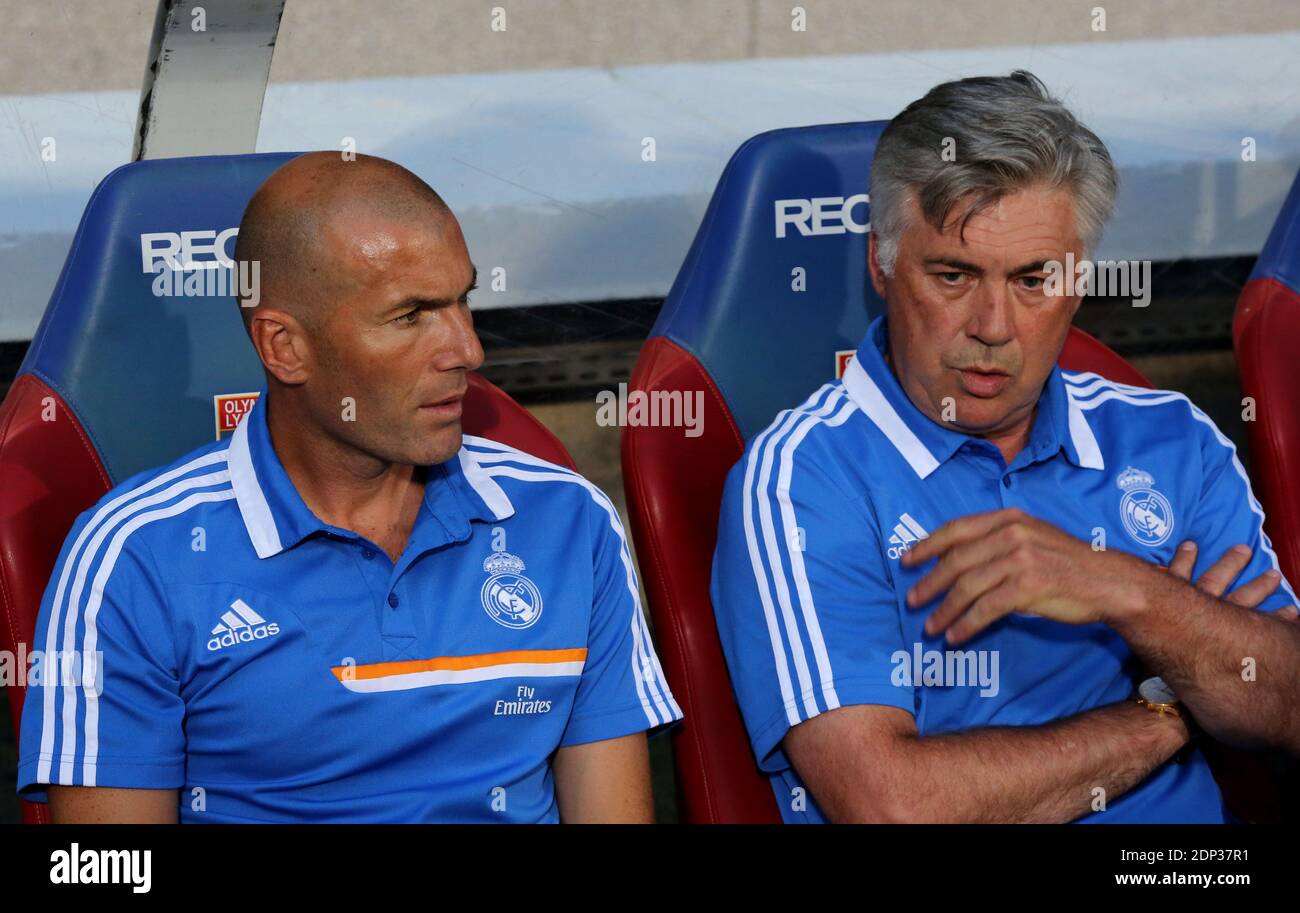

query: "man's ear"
xmin=249 ymin=308 xmax=312 ymax=386
xmin=867 ymin=232 xmax=888 ymax=299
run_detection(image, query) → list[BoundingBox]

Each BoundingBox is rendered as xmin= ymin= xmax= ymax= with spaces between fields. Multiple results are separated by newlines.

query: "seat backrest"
xmin=1225 ymin=178 xmax=1300 ymax=823
xmin=0 ymin=153 xmax=574 ymax=823
xmin=623 ymin=122 xmax=1152 ymax=823
xmin=1233 ymin=166 xmax=1300 ymax=589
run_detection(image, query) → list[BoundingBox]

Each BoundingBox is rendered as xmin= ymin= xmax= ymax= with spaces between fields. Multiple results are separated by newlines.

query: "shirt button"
xmin=361 ymin=548 xmax=374 ymax=560
xmin=1002 ymin=476 xmax=1013 ymax=488
xmin=387 ymin=593 xmax=399 ymax=608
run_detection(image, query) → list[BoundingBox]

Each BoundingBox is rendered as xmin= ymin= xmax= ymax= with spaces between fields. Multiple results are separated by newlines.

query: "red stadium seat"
xmin=1233 ymin=168 xmax=1300 ymax=590
xmin=1218 ymin=170 xmax=1300 ymax=825
xmin=0 ymin=153 xmax=575 ymax=824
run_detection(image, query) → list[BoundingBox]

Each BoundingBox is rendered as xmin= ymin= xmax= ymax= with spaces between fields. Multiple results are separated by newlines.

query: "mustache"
xmin=947 ymin=359 xmax=1017 ymax=375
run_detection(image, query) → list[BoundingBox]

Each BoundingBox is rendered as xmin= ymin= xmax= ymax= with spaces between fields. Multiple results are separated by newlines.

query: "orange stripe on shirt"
xmin=330 ymin=648 xmax=589 ymax=682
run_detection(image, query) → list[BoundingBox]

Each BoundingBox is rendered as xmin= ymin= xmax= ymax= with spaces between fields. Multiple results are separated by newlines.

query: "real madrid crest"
xmin=1117 ymin=466 xmax=1174 ymax=547
xmin=481 ymin=550 xmax=544 ymax=629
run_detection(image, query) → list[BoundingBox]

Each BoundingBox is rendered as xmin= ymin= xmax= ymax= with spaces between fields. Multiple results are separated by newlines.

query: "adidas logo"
xmin=886 ymin=513 xmax=929 ymax=560
xmin=206 ymin=598 xmax=281 ymax=652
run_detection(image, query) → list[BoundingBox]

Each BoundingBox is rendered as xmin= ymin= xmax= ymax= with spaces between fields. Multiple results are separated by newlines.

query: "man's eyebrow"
xmin=921 ymin=257 xmax=1053 ymax=276
xmin=923 ymin=257 xmax=984 ymax=274
xmin=1009 ymin=259 xmax=1052 ymax=275
xmin=385 ymin=267 xmax=480 ymax=315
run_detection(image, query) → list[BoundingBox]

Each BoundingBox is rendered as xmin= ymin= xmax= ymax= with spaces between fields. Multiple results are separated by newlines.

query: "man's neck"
xmin=883 ymin=348 xmax=1033 ymax=468
xmin=264 ymin=393 xmax=426 ymax=559
xmin=980 ymin=424 xmax=1033 ymax=468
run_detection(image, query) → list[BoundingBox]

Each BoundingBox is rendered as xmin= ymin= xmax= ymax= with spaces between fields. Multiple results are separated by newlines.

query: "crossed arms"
xmin=786 ymin=509 xmax=1300 ymax=823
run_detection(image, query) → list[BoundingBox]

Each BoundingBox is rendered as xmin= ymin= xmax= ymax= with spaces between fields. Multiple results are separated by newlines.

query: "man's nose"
xmin=440 ymin=304 xmax=485 ymax=373
xmin=967 ymin=279 xmax=1015 ymax=348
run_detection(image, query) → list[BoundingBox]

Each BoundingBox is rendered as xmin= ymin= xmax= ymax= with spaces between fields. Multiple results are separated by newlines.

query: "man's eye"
xmin=938 ymin=272 xmax=964 ymax=284
xmin=398 ymin=309 xmax=421 ymax=324
xmin=1019 ymin=276 xmax=1045 ymax=290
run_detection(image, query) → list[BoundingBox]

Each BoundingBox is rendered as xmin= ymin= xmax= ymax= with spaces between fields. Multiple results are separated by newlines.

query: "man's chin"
xmin=944 ymin=394 xmax=1015 ymax=435
xmin=415 ymin=423 xmax=465 ymax=466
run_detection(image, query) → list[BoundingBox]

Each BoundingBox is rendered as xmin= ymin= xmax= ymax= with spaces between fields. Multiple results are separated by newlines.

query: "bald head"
xmin=234 ymin=152 xmax=455 ymax=330
xmin=232 ymin=151 xmax=482 ymax=470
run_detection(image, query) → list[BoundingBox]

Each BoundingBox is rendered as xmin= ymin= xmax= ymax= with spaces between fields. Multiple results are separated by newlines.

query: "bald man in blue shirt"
xmin=711 ymin=71 xmax=1300 ymax=823
xmin=20 ymin=152 xmax=680 ymax=823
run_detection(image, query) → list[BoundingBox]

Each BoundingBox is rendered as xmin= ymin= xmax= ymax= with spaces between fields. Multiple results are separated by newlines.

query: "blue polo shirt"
xmin=712 ymin=314 xmax=1297 ymax=824
xmin=19 ymin=393 xmax=681 ymax=822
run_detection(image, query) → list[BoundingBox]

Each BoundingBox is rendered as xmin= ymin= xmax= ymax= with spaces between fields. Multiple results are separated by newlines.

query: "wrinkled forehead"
xmin=913 ymin=185 xmax=1083 ymax=255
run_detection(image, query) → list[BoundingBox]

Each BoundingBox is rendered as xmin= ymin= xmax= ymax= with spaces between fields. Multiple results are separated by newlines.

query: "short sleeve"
xmin=1184 ymin=407 xmax=1299 ymax=614
xmin=711 ymin=434 xmax=914 ymax=774
xmin=17 ymin=510 xmax=186 ymax=801
xmin=558 ymin=486 xmax=682 ymax=747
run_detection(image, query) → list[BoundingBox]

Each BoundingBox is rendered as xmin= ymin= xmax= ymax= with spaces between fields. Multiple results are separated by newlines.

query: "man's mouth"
xmin=955 ymin=366 xmax=1011 ymax=399
xmin=419 ymin=391 xmax=466 ymax=419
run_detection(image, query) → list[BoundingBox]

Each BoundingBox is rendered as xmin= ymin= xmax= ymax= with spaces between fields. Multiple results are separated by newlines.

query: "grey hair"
xmin=870 ymin=70 xmax=1118 ymax=277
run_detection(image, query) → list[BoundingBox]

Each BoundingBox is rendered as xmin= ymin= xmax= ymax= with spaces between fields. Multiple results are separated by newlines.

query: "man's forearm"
xmin=865 ymin=701 xmax=1187 ymax=823
xmin=1110 ymin=570 xmax=1300 ymax=752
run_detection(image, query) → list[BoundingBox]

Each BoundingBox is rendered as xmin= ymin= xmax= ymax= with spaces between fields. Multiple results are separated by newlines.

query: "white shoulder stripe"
xmin=80 ymin=488 xmax=238 ymax=785
xmin=480 ymin=464 xmax=681 ymax=727
xmin=456 ymin=447 xmax=515 ymax=520
xmin=59 ymin=473 xmax=233 ymax=784
xmin=771 ymin=393 xmax=859 ymax=713
xmin=1063 ymin=386 xmax=1107 ymax=470
xmin=740 ymin=384 xmax=841 ymax=730
xmin=37 ymin=450 xmax=230 ymax=785
xmin=1062 ymin=372 xmax=1168 ymax=401
xmin=38 ymin=455 xmax=233 ymax=787
xmin=1073 ymin=388 xmax=1188 ymax=411
xmin=753 ymin=389 xmax=848 ymax=722
xmin=462 ymin=435 xmax=577 ymax=474
xmin=1065 ymin=380 xmax=1296 ymax=607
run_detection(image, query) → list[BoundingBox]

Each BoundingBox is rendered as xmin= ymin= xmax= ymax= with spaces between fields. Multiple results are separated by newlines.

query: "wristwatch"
xmin=1135 ymin=676 xmax=1196 ymax=763
xmin=1136 ymin=676 xmax=1181 ymax=717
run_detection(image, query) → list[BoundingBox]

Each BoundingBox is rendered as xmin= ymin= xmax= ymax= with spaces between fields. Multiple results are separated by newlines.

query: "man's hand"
xmin=900 ymin=507 xmax=1154 ymax=644
xmin=901 ymin=509 xmax=1296 ymax=645
xmin=1165 ymin=540 xmax=1295 ymax=619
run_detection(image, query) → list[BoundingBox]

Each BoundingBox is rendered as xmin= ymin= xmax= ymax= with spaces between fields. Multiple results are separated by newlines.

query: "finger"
xmin=923 ymin=557 xmax=1016 ymax=637
xmin=1166 ymin=541 xmax=1197 ymax=580
xmin=1224 ymin=570 xmax=1282 ymax=609
xmin=901 ymin=507 xmax=1025 ymax=569
xmin=1196 ymin=544 xmax=1253 ymax=598
xmin=1277 ymin=605 xmax=1299 ymax=622
xmin=946 ymin=580 xmax=1023 ymax=645
xmin=907 ymin=526 xmax=1022 ymax=610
